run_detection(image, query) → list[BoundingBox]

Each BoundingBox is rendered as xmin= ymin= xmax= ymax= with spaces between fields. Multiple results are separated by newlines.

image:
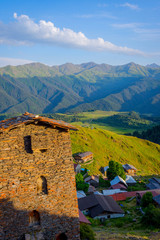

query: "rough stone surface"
xmin=0 ymin=122 xmax=80 ymax=240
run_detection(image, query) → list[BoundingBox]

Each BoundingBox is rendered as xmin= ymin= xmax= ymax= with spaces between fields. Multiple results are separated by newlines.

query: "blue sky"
xmin=0 ymin=0 xmax=160 ymax=67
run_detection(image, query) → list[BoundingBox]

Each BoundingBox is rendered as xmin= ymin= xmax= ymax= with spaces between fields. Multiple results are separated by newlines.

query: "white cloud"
xmin=112 ymin=23 xmax=141 ymax=29
xmin=76 ymin=13 xmax=117 ymax=20
xmin=0 ymin=13 xmax=145 ymax=56
xmin=120 ymin=2 xmax=139 ymax=10
xmin=0 ymin=57 xmax=34 ymax=67
xmin=112 ymin=23 xmax=160 ymax=40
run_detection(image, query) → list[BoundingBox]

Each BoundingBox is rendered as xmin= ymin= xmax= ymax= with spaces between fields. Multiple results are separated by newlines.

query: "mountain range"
xmin=0 ymin=62 xmax=160 ymax=115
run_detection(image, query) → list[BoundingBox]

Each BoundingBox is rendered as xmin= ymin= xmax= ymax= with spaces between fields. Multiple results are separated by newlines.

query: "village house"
xmin=146 ymin=177 xmax=160 ymax=190
xmin=110 ymin=176 xmax=128 ymax=189
xmin=78 ymin=194 xmax=124 ymax=219
xmin=84 ymin=175 xmax=99 ymax=187
xmin=0 ymin=112 xmax=80 ymax=240
xmin=125 ymin=175 xmax=137 ymax=186
xmin=74 ymin=151 xmax=93 ymax=163
xmin=123 ymin=164 xmax=137 ymax=176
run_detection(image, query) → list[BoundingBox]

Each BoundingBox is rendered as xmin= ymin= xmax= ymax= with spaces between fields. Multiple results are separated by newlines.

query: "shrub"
xmin=141 ymin=204 xmax=160 ymax=227
xmin=99 ymin=176 xmax=110 ymax=188
xmin=75 ymin=173 xmax=89 ymax=193
xmin=80 ymin=223 xmax=96 ymax=240
xmin=141 ymin=192 xmax=153 ymax=208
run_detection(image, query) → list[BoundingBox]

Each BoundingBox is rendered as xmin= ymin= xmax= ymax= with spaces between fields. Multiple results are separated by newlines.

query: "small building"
xmin=123 ymin=164 xmax=137 ymax=176
xmin=146 ymin=177 xmax=160 ymax=190
xmin=85 ymin=175 xmax=99 ymax=187
xmin=78 ymin=194 xmax=124 ymax=219
xmin=125 ymin=175 xmax=137 ymax=186
xmin=74 ymin=163 xmax=81 ymax=174
xmin=110 ymin=176 xmax=128 ymax=189
xmin=74 ymin=151 xmax=93 ymax=163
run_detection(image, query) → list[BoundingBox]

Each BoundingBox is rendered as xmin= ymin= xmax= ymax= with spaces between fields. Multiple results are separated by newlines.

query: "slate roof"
xmin=85 ymin=175 xmax=99 ymax=183
xmin=146 ymin=177 xmax=160 ymax=190
xmin=88 ymin=185 xmax=96 ymax=193
xmin=110 ymin=176 xmax=127 ymax=187
xmin=78 ymin=194 xmax=124 ymax=218
xmin=0 ymin=112 xmax=77 ymax=132
xmin=153 ymin=194 xmax=160 ymax=205
xmin=75 ymin=151 xmax=93 ymax=158
xmin=123 ymin=164 xmax=137 ymax=171
xmin=110 ymin=183 xmax=127 ymax=190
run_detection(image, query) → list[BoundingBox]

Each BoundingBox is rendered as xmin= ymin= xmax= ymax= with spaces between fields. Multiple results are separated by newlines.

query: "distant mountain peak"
xmin=146 ymin=63 xmax=160 ymax=69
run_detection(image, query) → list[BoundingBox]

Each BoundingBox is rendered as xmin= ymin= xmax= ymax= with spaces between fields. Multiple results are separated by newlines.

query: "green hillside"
xmin=70 ymin=126 xmax=160 ymax=175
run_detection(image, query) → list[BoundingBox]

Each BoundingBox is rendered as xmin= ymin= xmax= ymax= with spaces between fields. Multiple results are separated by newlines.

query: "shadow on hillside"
xmin=0 ymin=198 xmax=80 ymax=240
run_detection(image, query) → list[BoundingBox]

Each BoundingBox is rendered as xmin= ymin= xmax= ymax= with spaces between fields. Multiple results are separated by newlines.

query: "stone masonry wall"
xmin=0 ymin=122 xmax=80 ymax=240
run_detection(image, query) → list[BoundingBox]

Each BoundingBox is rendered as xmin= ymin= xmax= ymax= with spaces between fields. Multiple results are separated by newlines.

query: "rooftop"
xmin=123 ymin=164 xmax=137 ymax=171
xmin=78 ymin=194 xmax=124 ymax=218
xmin=0 ymin=112 xmax=77 ymax=132
xmin=75 ymin=151 xmax=93 ymax=158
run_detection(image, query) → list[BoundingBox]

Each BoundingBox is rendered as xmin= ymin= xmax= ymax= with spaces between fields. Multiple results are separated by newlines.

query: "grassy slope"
xmin=50 ymin=110 xmax=155 ymax=134
xmin=70 ymin=126 xmax=160 ymax=175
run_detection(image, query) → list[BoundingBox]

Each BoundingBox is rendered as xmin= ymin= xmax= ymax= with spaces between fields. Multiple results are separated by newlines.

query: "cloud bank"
xmin=0 ymin=13 xmax=144 ymax=56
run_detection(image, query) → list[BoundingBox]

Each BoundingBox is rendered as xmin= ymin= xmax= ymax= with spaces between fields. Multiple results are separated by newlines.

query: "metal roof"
xmin=0 ymin=112 xmax=77 ymax=132
xmin=77 ymin=191 xmax=86 ymax=199
xmin=125 ymin=175 xmax=137 ymax=184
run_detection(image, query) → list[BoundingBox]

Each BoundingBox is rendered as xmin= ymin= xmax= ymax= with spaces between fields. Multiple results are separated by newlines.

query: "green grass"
xmin=91 ymin=197 xmax=160 ymax=239
xmin=71 ymin=125 xmax=160 ymax=175
xmin=43 ymin=110 xmax=156 ymax=134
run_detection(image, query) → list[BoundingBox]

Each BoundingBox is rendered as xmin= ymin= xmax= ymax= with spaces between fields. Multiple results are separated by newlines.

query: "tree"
xmin=75 ymin=173 xmax=84 ymax=183
xmin=75 ymin=173 xmax=89 ymax=193
xmin=107 ymin=160 xmax=126 ymax=181
xmin=141 ymin=192 xmax=153 ymax=208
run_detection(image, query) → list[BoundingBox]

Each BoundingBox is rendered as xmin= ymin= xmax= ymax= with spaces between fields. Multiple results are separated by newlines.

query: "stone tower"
xmin=0 ymin=113 xmax=80 ymax=240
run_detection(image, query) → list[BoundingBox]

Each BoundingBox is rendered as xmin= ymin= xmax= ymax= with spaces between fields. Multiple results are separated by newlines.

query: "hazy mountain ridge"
xmin=0 ymin=62 xmax=160 ymax=115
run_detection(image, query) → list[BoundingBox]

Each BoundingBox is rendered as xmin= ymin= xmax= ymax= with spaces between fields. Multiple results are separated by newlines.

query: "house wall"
xmin=127 ymin=169 xmax=136 ymax=176
xmin=0 ymin=123 xmax=80 ymax=239
xmin=94 ymin=213 xmax=125 ymax=219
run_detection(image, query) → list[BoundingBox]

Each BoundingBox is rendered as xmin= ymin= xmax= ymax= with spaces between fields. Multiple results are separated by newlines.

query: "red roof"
xmin=110 ymin=189 xmax=160 ymax=201
xmin=79 ymin=210 xmax=91 ymax=224
xmin=0 ymin=112 xmax=77 ymax=132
